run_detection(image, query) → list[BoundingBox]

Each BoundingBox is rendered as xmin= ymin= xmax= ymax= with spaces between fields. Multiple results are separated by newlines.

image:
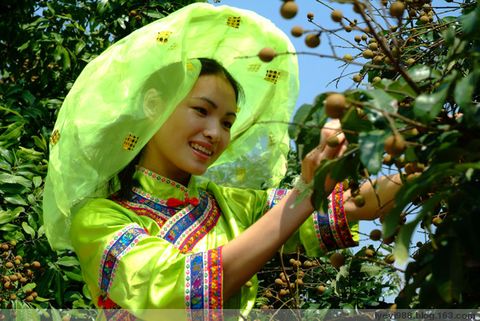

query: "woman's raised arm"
xmin=222 ymin=120 xmax=349 ymax=300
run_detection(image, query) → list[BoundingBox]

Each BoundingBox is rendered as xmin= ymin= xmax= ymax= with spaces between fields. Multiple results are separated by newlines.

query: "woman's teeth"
xmin=190 ymin=143 xmax=213 ymax=156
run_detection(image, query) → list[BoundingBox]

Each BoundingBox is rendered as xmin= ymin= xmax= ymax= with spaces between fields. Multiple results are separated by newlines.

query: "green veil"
xmin=43 ymin=3 xmax=299 ymax=250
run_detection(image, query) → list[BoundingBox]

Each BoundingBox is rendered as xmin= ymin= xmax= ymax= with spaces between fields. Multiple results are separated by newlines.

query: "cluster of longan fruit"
xmin=259 ymin=257 xmax=323 ymax=309
xmin=0 ymin=241 xmax=41 ymax=307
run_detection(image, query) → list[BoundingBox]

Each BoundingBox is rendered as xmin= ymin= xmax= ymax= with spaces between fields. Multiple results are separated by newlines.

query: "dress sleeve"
xmin=264 ymin=183 xmax=359 ymax=256
xmin=70 ymin=198 xmax=223 ymax=319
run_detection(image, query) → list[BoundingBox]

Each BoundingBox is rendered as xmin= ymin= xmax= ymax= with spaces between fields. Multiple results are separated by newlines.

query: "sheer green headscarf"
xmin=43 ymin=3 xmax=299 ymax=250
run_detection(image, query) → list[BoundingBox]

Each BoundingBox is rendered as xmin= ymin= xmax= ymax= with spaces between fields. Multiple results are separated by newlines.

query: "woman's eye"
xmin=223 ymin=121 xmax=233 ymax=129
xmin=193 ymin=107 xmax=207 ymax=115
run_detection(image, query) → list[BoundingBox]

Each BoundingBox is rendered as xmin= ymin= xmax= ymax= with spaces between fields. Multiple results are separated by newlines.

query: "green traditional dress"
xmin=70 ymin=167 xmax=358 ymax=319
xmin=43 ymin=3 xmax=359 ymax=320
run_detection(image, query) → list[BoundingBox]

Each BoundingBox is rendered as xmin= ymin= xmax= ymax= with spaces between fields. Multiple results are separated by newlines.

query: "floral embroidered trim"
xmin=313 ymin=183 xmax=357 ymax=252
xmin=185 ymin=247 xmax=223 ymax=311
xmin=312 ymin=211 xmax=333 ymax=253
xmin=266 ymin=188 xmax=288 ymax=211
xmin=103 ymin=307 xmax=137 ymax=321
xmin=99 ymin=224 xmax=148 ymax=293
xmin=137 ymin=166 xmax=188 ymax=194
xmin=113 ymin=195 xmax=171 ymax=227
xmin=159 ymin=192 xmax=221 ymax=253
xmin=328 ymin=184 xmax=345 ymax=248
xmin=329 ymin=184 xmax=357 ymax=248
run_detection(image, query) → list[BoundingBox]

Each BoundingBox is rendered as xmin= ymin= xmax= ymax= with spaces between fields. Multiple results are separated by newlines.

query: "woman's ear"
xmin=143 ymin=88 xmax=164 ymax=119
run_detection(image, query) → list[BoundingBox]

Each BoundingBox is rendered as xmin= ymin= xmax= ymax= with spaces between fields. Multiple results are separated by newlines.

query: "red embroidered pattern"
xmin=179 ymin=198 xmax=221 ymax=253
xmin=159 ymin=192 xmax=221 ymax=253
xmin=312 ymin=210 xmax=333 ymax=253
xmin=137 ymin=166 xmax=188 ymax=193
xmin=328 ymin=184 xmax=345 ymax=248
xmin=266 ymin=188 xmax=288 ymax=211
xmin=114 ymin=198 xmax=168 ymax=227
xmin=207 ymin=247 xmax=223 ymax=309
xmin=185 ymin=247 xmax=223 ymax=313
xmin=99 ymin=224 xmax=148 ymax=293
xmin=328 ymin=183 xmax=357 ymax=248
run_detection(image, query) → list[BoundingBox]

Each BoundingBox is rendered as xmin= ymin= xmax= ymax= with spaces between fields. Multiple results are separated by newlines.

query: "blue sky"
xmin=210 ymin=0 xmax=357 ymax=108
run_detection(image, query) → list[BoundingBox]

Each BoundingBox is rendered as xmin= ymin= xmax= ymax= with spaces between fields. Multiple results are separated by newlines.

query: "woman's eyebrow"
xmin=193 ymin=96 xmax=237 ymax=117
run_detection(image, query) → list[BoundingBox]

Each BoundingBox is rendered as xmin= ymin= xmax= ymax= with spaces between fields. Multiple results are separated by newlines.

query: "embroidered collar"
xmin=133 ymin=166 xmax=200 ymax=204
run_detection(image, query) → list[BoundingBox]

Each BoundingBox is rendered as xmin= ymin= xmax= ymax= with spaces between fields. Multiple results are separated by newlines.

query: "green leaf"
xmin=33 ymin=176 xmax=43 ymax=188
xmin=0 ymin=122 xmax=24 ymax=146
xmin=386 ymin=79 xmax=417 ymax=99
xmin=144 ymin=10 xmax=166 ymax=19
xmin=18 ymin=40 xmax=30 ymax=51
xmin=407 ymin=65 xmax=440 ymax=82
xmin=0 ymin=173 xmax=32 ymax=188
xmin=4 ymin=195 xmax=28 ymax=206
xmin=312 ymin=159 xmax=336 ymax=212
xmin=75 ymin=40 xmax=86 ymax=54
xmin=461 ymin=5 xmax=480 ymax=39
xmin=289 ymin=103 xmax=315 ymax=139
xmin=442 ymin=26 xmax=456 ymax=46
xmin=20 ymin=282 xmax=37 ymax=293
xmin=432 ymin=240 xmax=463 ymax=303
xmin=0 ymin=211 xmax=13 ymax=225
xmin=22 ymin=222 xmax=36 ymax=238
xmin=50 ymin=308 xmax=62 ymax=321
xmin=414 ymin=86 xmax=448 ymax=122
xmin=341 ymin=106 xmax=372 ymax=144
xmin=37 ymin=225 xmax=45 ymax=238
xmin=0 ymin=207 xmax=24 ymax=225
xmin=366 ymin=89 xmax=398 ymax=113
xmin=358 ymin=130 xmax=387 ymax=174
xmin=454 ymin=70 xmax=480 ymax=126
xmin=64 ymin=271 xmax=84 ymax=282
xmin=56 ymin=256 xmax=80 ymax=267
xmin=360 ymin=264 xmax=383 ymax=276
xmin=0 ymin=223 xmax=19 ymax=232
xmin=393 ymin=217 xmax=421 ymax=264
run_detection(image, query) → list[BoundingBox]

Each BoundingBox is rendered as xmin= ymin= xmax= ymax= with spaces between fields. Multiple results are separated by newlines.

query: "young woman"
xmin=43 ymin=3 xmax=401 ymax=320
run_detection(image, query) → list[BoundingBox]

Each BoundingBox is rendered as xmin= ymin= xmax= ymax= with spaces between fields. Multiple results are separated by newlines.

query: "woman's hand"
xmin=301 ymin=119 xmax=348 ymax=193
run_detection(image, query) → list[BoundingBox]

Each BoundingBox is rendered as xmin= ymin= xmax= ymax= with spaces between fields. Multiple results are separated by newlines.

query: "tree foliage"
xmin=0 ymin=0 xmax=199 ymax=311
xmin=278 ymin=0 xmax=480 ymax=310
xmin=1 ymin=0 xmax=479 ymax=316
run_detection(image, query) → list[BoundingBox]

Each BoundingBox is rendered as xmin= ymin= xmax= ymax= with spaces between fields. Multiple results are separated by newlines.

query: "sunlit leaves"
xmin=358 ymin=130 xmax=387 ymax=174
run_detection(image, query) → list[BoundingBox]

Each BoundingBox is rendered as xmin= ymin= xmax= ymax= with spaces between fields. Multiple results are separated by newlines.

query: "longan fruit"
xmin=280 ymin=1 xmax=298 ymax=19
xmin=369 ymin=229 xmax=382 ymax=241
xmin=353 ymin=195 xmax=366 ymax=207
xmin=258 ymin=47 xmax=277 ymax=63
xmin=325 ymin=93 xmax=346 ymax=119
xmin=331 ymin=10 xmax=343 ymax=23
xmin=329 ymin=252 xmax=345 ymax=269
xmin=305 ymin=33 xmax=321 ymax=48
xmin=384 ymin=134 xmax=406 ymax=156
xmin=362 ymin=49 xmax=374 ymax=59
xmin=291 ymin=25 xmax=304 ymax=38
xmin=390 ymin=1 xmax=406 ymax=18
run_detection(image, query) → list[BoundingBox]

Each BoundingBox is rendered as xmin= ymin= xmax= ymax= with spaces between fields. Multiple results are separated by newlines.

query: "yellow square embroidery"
xmin=156 ymin=31 xmax=172 ymax=44
xmin=248 ymin=64 xmax=261 ymax=72
xmin=50 ymin=129 xmax=60 ymax=145
xmin=226 ymin=16 xmax=241 ymax=28
xmin=123 ymin=134 xmax=139 ymax=151
xmin=264 ymin=70 xmax=281 ymax=84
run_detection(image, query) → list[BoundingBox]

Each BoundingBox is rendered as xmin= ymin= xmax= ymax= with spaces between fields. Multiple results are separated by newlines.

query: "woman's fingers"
xmin=322 ymin=131 xmax=346 ymax=159
xmin=319 ymin=119 xmax=341 ymax=150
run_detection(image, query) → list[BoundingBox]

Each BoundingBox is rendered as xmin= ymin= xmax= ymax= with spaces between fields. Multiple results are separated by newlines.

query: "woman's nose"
xmin=203 ymin=121 xmax=221 ymax=142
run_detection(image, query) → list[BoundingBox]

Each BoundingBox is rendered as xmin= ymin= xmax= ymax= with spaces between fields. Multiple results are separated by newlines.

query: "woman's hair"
xmin=197 ymin=58 xmax=243 ymax=103
xmin=113 ymin=58 xmax=243 ymax=199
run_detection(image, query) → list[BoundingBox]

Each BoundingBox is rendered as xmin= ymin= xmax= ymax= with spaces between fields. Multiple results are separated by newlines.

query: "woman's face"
xmin=140 ymin=73 xmax=237 ymax=184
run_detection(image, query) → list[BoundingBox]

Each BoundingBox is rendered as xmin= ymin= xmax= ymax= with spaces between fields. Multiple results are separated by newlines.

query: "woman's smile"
xmin=139 ymin=73 xmax=237 ymax=185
